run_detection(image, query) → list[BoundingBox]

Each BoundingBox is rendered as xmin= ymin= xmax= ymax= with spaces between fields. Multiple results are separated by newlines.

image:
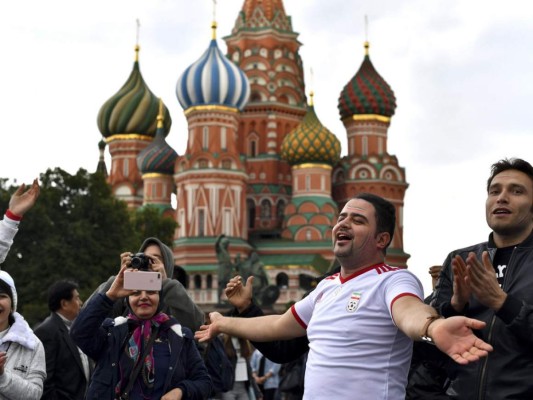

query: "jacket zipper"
xmin=476 ymin=246 xmax=516 ymax=400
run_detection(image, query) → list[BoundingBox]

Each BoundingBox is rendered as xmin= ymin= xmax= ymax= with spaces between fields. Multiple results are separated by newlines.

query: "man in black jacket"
xmin=432 ymin=158 xmax=533 ymax=399
xmin=35 ymin=280 xmax=91 ymax=400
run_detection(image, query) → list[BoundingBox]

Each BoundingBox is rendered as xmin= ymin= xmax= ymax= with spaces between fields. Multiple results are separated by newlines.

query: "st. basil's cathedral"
xmin=96 ymin=0 xmax=408 ymax=310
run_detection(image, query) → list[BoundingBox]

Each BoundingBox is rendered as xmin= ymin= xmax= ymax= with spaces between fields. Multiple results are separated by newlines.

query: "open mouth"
xmin=493 ymin=208 xmax=511 ymax=215
xmin=336 ymin=232 xmax=353 ymax=241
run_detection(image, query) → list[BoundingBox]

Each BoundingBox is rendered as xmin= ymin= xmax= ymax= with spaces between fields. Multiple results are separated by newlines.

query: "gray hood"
xmin=138 ymin=237 xmax=174 ymax=278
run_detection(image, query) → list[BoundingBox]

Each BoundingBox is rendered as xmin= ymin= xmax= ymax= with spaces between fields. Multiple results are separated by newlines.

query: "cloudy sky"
xmin=1 ymin=0 xmax=532 ymax=295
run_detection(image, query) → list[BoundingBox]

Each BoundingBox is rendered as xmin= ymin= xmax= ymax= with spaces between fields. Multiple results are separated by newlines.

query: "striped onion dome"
xmin=176 ymin=23 xmax=250 ymax=111
xmin=97 ymin=45 xmax=172 ymax=138
xmin=281 ymin=95 xmax=341 ymax=166
xmin=338 ymin=42 xmax=396 ymax=120
xmin=137 ymin=101 xmax=178 ymax=175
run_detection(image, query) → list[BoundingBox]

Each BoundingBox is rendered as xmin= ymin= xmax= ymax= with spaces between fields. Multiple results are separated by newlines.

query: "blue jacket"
xmin=71 ymin=293 xmax=212 ymax=399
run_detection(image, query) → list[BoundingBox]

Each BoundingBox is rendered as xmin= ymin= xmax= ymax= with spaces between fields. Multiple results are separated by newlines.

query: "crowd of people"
xmin=0 ymin=157 xmax=532 ymax=399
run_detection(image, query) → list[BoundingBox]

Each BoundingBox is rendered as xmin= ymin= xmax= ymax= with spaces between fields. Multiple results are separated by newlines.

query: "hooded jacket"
xmin=0 ymin=216 xmax=19 ymax=264
xmin=71 ymin=292 xmax=212 ymax=400
xmin=87 ymin=237 xmax=204 ymax=332
xmin=432 ymin=229 xmax=533 ymax=399
xmin=0 ymin=312 xmax=46 ymax=400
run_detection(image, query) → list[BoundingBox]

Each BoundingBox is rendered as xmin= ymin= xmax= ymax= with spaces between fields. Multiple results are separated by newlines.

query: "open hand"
xmin=430 ymin=316 xmax=493 ymax=365
xmin=8 ymin=179 xmax=40 ymax=217
xmin=194 ymin=312 xmax=224 ymax=343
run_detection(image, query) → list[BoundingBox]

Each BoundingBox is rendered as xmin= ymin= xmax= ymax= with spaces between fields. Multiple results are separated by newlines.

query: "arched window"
xmin=249 ymin=139 xmax=257 ymax=157
xmin=276 ymin=200 xmax=286 ymax=226
xmin=247 ymin=199 xmax=256 ymax=229
xmin=276 ymin=272 xmax=289 ymax=289
xmin=206 ymin=274 xmax=213 ymax=289
xmin=203 ymin=127 xmax=209 ymax=150
xmin=362 ymin=136 xmax=368 ymax=156
xmin=260 ymin=199 xmax=271 ymax=219
xmin=221 ymin=127 xmax=227 ymax=150
xmin=194 ymin=275 xmax=202 ymax=289
xmin=198 ymin=209 xmax=205 ymax=236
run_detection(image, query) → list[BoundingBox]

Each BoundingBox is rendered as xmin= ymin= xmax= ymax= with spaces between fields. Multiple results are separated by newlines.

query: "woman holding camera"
xmin=86 ymin=237 xmax=205 ymax=333
xmin=71 ymin=263 xmax=212 ymax=400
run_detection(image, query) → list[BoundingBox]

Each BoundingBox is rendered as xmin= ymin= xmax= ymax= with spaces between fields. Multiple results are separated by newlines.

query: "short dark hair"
xmin=48 ymin=280 xmax=79 ymax=312
xmin=487 ymin=158 xmax=533 ymax=191
xmin=353 ymin=193 xmax=396 ymax=251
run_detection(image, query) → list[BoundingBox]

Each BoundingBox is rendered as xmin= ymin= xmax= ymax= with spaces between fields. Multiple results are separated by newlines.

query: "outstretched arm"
xmin=225 ymin=275 xmax=311 ymax=363
xmin=195 ymin=308 xmax=306 ymax=344
xmin=393 ymin=295 xmax=492 ymax=365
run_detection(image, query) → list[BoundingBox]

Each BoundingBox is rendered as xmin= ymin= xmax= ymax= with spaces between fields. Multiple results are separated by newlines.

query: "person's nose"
xmin=496 ymin=189 xmax=509 ymax=204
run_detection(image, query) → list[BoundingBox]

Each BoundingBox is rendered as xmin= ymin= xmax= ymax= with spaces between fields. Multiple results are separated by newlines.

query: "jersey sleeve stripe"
xmin=291 ymin=304 xmax=307 ymax=329
xmin=389 ymin=293 xmax=422 ymax=324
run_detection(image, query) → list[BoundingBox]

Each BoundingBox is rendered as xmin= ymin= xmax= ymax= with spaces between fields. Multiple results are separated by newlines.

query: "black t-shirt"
xmin=492 ymin=246 xmax=514 ymax=287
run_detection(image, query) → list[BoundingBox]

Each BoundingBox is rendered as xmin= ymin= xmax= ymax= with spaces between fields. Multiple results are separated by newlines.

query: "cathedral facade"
xmin=96 ymin=0 xmax=409 ymax=311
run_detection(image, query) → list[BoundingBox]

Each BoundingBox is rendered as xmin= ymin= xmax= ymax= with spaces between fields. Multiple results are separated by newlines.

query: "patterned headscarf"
xmin=115 ymin=311 xmax=170 ymax=397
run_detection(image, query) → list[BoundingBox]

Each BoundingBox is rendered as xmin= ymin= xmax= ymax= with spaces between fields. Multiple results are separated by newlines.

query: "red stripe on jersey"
xmin=375 ymin=264 xmax=400 ymax=274
xmin=325 ymin=273 xmax=339 ymax=281
xmin=291 ymin=304 xmax=307 ymax=329
xmin=389 ymin=293 xmax=423 ymax=324
xmin=339 ymin=262 xmax=387 ymax=283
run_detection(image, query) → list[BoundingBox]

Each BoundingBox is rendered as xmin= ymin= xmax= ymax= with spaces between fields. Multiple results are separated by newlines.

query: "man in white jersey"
xmin=196 ymin=193 xmax=493 ymax=399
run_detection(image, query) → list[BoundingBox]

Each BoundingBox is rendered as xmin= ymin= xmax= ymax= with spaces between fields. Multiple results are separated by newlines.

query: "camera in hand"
xmin=131 ymin=253 xmax=151 ymax=271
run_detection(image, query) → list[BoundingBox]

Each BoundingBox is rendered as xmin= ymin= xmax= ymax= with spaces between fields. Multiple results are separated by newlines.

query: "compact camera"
xmin=130 ymin=253 xmax=151 ymax=271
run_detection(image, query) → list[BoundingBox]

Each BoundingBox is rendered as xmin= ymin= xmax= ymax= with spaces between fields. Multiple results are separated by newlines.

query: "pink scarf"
xmin=125 ymin=312 xmax=170 ymax=388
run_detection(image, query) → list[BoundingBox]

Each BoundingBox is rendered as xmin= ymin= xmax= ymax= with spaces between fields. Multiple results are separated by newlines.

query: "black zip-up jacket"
xmin=432 ymin=229 xmax=533 ymax=400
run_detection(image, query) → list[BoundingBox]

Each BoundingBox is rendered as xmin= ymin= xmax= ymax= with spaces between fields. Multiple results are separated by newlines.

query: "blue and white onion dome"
xmin=176 ymin=24 xmax=250 ymax=111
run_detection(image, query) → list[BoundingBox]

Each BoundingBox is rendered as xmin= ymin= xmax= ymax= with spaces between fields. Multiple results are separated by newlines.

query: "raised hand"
xmin=430 ymin=316 xmax=493 ymax=365
xmin=106 ymin=262 xmax=134 ymax=301
xmin=148 ymin=254 xmax=167 ymax=279
xmin=8 ymin=178 xmax=40 ymax=217
xmin=225 ymin=275 xmax=254 ymax=313
xmin=451 ymin=255 xmax=472 ymax=312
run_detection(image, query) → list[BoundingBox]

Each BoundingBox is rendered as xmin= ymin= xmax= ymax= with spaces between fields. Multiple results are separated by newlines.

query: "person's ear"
xmin=376 ymin=232 xmax=391 ymax=250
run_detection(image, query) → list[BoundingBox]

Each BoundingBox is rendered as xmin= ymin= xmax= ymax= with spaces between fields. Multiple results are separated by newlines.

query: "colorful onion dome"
xmin=97 ymin=45 xmax=172 ymax=138
xmin=338 ymin=42 xmax=396 ymax=120
xmin=281 ymin=94 xmax=341 ymax=166
xmin=137 ymin=100 xmax=178 ymax=175
xmin=176 ymin=23 xmax=250 ymax=111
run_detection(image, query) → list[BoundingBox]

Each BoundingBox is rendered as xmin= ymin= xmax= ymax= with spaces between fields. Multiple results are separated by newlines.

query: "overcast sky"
xmin=1 ymin=0 xmax=532 ymax=295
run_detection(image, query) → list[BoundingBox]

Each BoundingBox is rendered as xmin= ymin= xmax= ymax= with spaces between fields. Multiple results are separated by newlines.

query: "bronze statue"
xmin=215 ymin=236 xmax=279 ymax=306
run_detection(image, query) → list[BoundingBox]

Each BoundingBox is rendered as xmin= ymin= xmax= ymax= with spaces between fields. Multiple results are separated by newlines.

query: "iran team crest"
xmin=346 ymin=291 xmax=361 ymax=312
